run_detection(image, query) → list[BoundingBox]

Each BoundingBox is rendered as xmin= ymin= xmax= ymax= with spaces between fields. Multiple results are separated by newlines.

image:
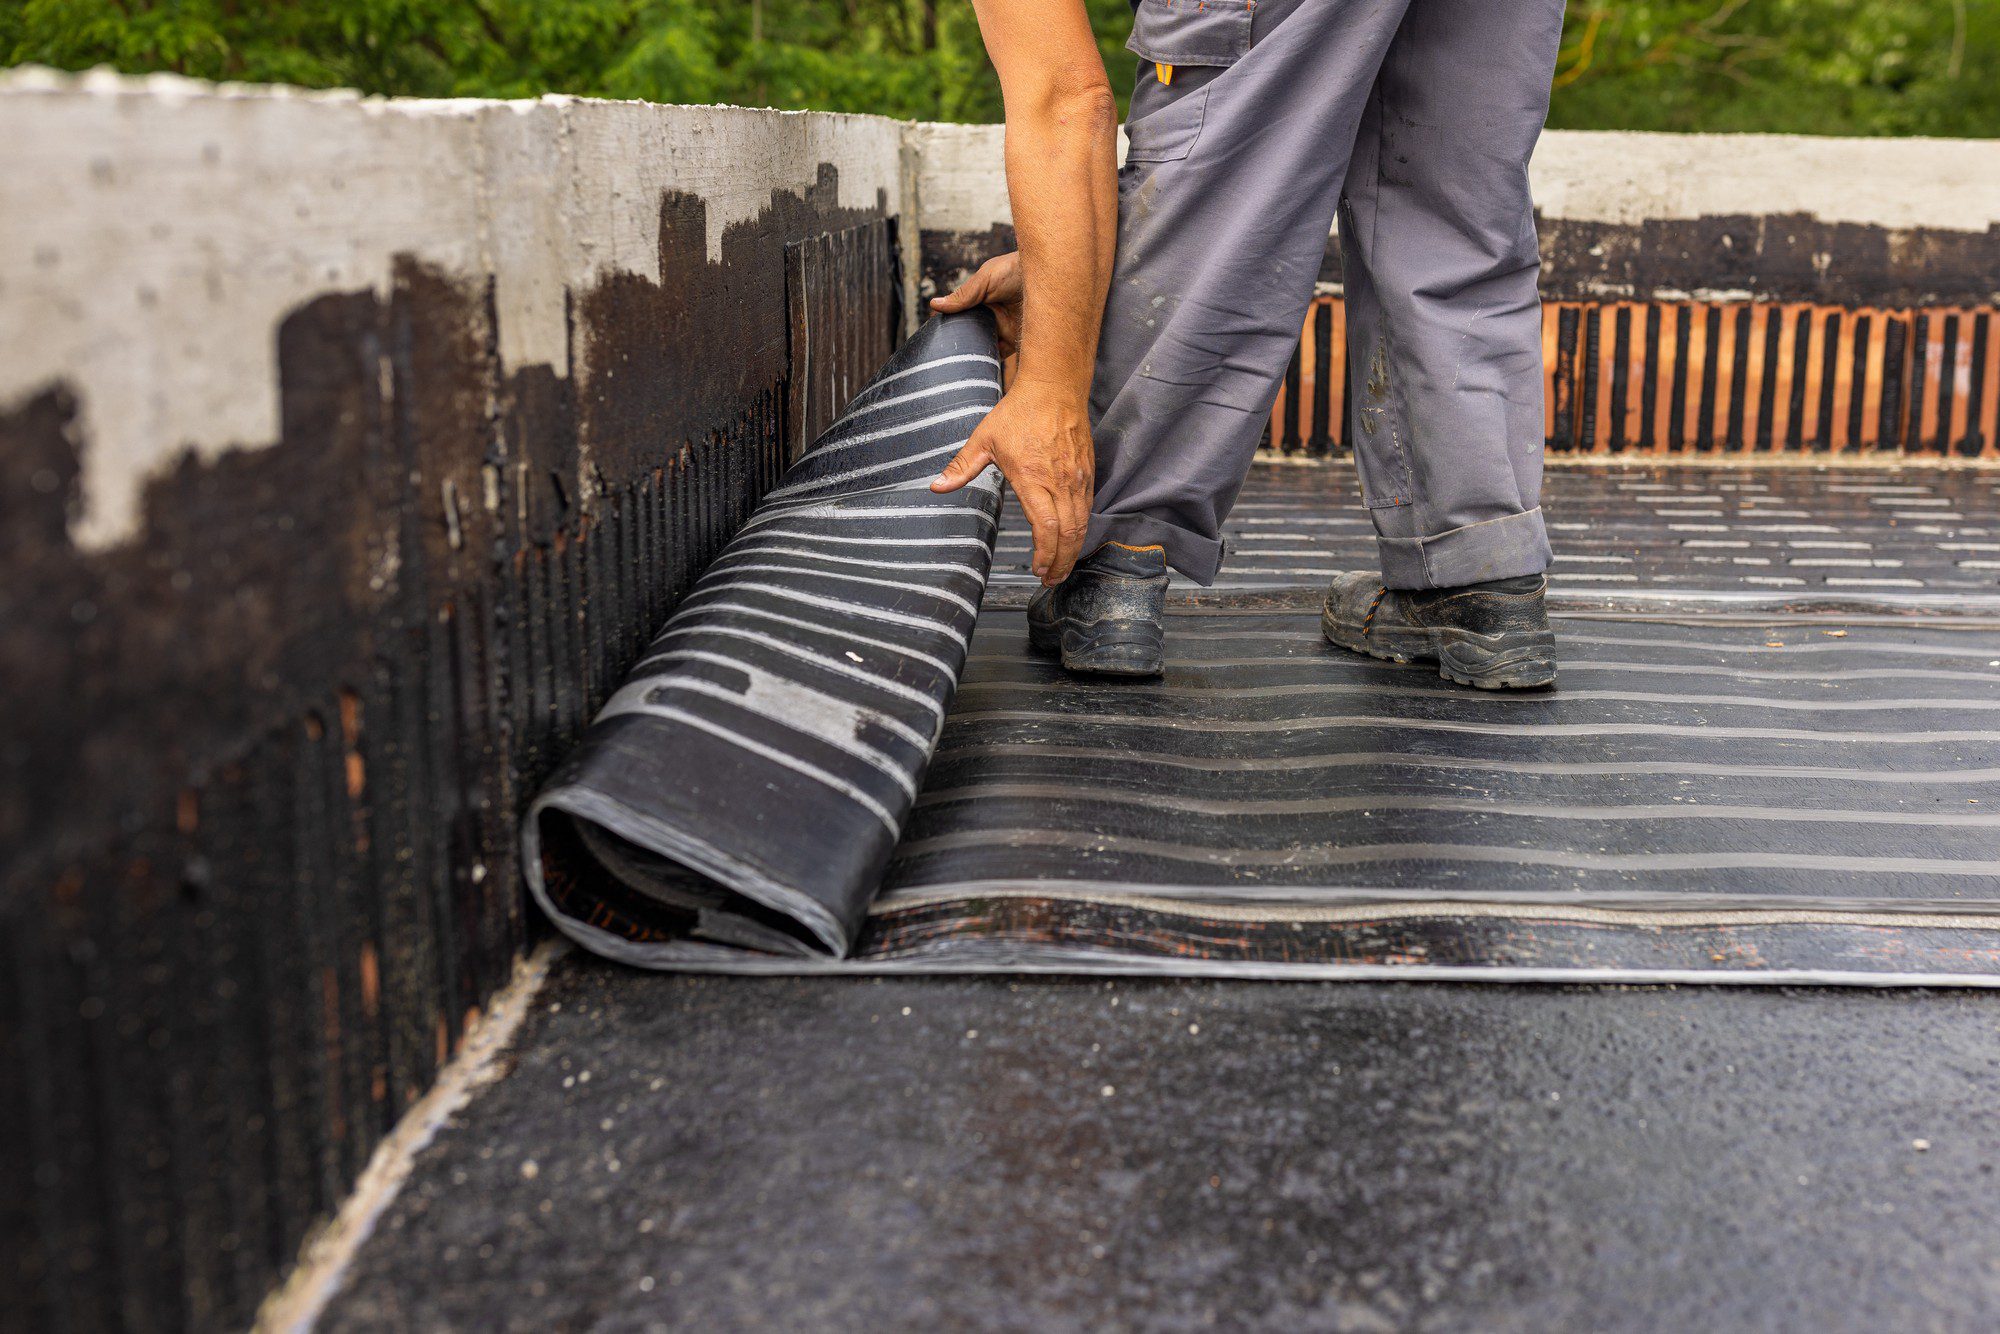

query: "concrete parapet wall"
xmin=1 ymin=68 xmax=906 ymax=1333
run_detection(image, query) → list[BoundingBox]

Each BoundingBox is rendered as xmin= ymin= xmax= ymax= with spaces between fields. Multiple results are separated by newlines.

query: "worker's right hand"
xmin=929 ymin=252 xmax=1023 ymax=360
xmin=932 ymin=375 xmax=1094 ymax=587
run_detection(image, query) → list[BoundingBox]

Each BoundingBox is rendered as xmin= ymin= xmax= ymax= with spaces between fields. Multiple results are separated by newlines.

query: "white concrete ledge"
xmin=905 ymin=122 xmax=2000 ymax=237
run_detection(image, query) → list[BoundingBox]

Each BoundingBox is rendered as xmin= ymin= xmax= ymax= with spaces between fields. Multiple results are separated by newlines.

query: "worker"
xmin=930 ymin=0 xmax=1564 ymax=689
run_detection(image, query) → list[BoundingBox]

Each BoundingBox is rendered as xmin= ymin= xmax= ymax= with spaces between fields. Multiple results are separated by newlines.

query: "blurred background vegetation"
xmin=4 ymin=0 xmax=1996 ymax=135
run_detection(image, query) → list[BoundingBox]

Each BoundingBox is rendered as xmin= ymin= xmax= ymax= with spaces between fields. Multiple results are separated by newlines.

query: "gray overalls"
xmin=1085 ymin=0 xmax=1567 ymax=588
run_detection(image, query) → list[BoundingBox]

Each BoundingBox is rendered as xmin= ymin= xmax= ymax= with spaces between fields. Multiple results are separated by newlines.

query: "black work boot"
xmin=1027 ymin=541 xmax=1168 ymax=677
xmin=1321 ymin=571 xmax=1557 ymax=690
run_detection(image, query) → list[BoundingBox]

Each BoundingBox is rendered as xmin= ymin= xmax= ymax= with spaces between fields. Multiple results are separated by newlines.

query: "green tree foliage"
xmin=4 ymin=0 xmax=1996 ymax=136
xmin=1548 ymin=0 xmax=2000 ymax=135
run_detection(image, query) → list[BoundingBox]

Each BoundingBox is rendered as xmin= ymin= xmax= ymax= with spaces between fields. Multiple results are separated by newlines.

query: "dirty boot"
xmin=1027 ymin=541 xmax=1168 ymax=677
xmin=1321 ymin=571 xmax=1557 ymax=690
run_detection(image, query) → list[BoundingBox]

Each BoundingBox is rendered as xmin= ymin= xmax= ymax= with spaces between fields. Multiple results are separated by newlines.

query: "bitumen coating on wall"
xmin=3 ymin=76 xmax=913 ymax=1334
xmin=320 ymin=957 xmax=2000 ymax=1332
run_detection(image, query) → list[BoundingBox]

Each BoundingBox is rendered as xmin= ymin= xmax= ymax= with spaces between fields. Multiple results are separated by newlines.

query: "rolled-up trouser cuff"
xmin=1084 ymin=511 xmax=1224 ymax=586
xmin=1375 ymin=506 xmax=1552 ymax=590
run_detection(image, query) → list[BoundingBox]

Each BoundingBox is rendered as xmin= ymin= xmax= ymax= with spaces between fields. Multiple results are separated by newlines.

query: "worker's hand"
xmin=929 ymin=252 xmax=1023 ymax=359
xmin=931 ymin=377 xmax=1094 ymax=586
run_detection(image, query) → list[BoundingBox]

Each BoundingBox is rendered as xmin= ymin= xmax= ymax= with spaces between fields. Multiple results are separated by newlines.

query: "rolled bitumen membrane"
xmin=525 ymin=311 xmax=1006 ymax=964
xmin=529 ymin=311 xmax=2000 ymax=983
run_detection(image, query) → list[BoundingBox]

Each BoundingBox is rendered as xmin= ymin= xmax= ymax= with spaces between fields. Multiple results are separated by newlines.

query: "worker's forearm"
xmin=1003 ymin=83 xmax=1118 ymax=398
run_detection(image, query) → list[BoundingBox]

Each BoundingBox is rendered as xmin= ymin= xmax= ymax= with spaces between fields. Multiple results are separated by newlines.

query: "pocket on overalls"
xmin=1122 ymin=0 xmax=1254 ymax=163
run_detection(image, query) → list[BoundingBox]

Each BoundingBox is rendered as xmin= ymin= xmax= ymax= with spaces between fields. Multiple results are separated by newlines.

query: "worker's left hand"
xmin=929 ymin=252 xmax=1023 ymax=359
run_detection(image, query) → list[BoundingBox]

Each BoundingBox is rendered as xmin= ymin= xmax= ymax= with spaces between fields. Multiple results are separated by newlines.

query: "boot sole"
xmin=1321 ymin=605 xmax=1558 ymax=691
xmin=1029 ymin=616 xmax=1165 ymax=678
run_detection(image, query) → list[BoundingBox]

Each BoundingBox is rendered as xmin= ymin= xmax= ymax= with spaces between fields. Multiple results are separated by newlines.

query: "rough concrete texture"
xmin=324 ymin=957 xmax=2000 ymax=1332
xmin=0 ymin=67 xmax=904 ymax=547
xmin=907 ymin=122 xmax=2000 ymax=305
xmin=908 ymin=121 xmax=2000 ymax=237
xmin=1528 ymin=130 xmax=2000 ymax=232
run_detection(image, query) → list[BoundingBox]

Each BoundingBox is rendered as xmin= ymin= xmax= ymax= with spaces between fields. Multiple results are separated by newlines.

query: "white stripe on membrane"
xmin=660 ymin=601 xmax=962 ymax=677
xmin=1563 ymin=631 xmax=2000 ymax=659
xmin=683 ymin=580 xmax=973 ymax=642
xmin=738 ymin=493 xmax=999 ymax=535
xmin=590 ymin=699 xmax=900 ymax=833
xmin=766 ymin=469 xmax=1002 ymax=513
xmin=977 ymin=652 xmax=2000 ymax=686
xmin=739 ymin=529 xmax=995 ymax=551
xmin=715 ymin=545 xmax=986 ymax=581
xmin=711 ymin=563 xmax=982 ymax=618
xmin=1032 ymin=624 xmax=2000 ymax=662
xmin=945 ymin=709 xmax=2000 ymax=744
xmin=957 ymin=679 xmax=2000 ymax=713
xmin=639 ymin=649 xmax=936 ymax=750
xmin=602 ymin=670 xmax=920 ymax=800
xmin=821 ymin=379 xmax=997 ymax=432
xmin=927 ymin=741 xmax=2000 ymax=784
xmin=878 ymin=470 xmax=1002 ymax=496
xmin=639 ymin=629 xmax=947 ymax=721
xmin=913 ymin=783 xmax=2000 ymax=826
xmin=891 ymin=828 xmax=2000 ymax=877
xmin=788 ymin=404 xmax=991 ymax=466
xmin=842 ymin=352 xmax=999 ymax=403
xmin=764 ymin=440 xmax=968 ymax=500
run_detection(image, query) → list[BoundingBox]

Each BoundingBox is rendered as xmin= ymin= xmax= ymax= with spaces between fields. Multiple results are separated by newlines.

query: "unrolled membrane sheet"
xmin=525 ymin=312 xmax=1005 ymax=965
xmin=528 ymin=311 xmax=2000 ymax=986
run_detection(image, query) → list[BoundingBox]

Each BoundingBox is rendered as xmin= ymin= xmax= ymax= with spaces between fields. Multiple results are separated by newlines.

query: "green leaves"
xmin=3 ymin=0 xmax=1994 ymax=136
xmin=1549 ymin=0 xmax=1999 ymax=137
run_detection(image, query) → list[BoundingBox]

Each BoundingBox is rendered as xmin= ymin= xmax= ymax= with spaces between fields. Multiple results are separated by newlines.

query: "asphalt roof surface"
xmin=322 ymin=956 xmax=2000 ymax=1332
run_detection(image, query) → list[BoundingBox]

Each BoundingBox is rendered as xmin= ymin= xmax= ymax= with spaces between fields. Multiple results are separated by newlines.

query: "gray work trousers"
xmin=1086 ymin=0 xmax=1566 ymax=587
